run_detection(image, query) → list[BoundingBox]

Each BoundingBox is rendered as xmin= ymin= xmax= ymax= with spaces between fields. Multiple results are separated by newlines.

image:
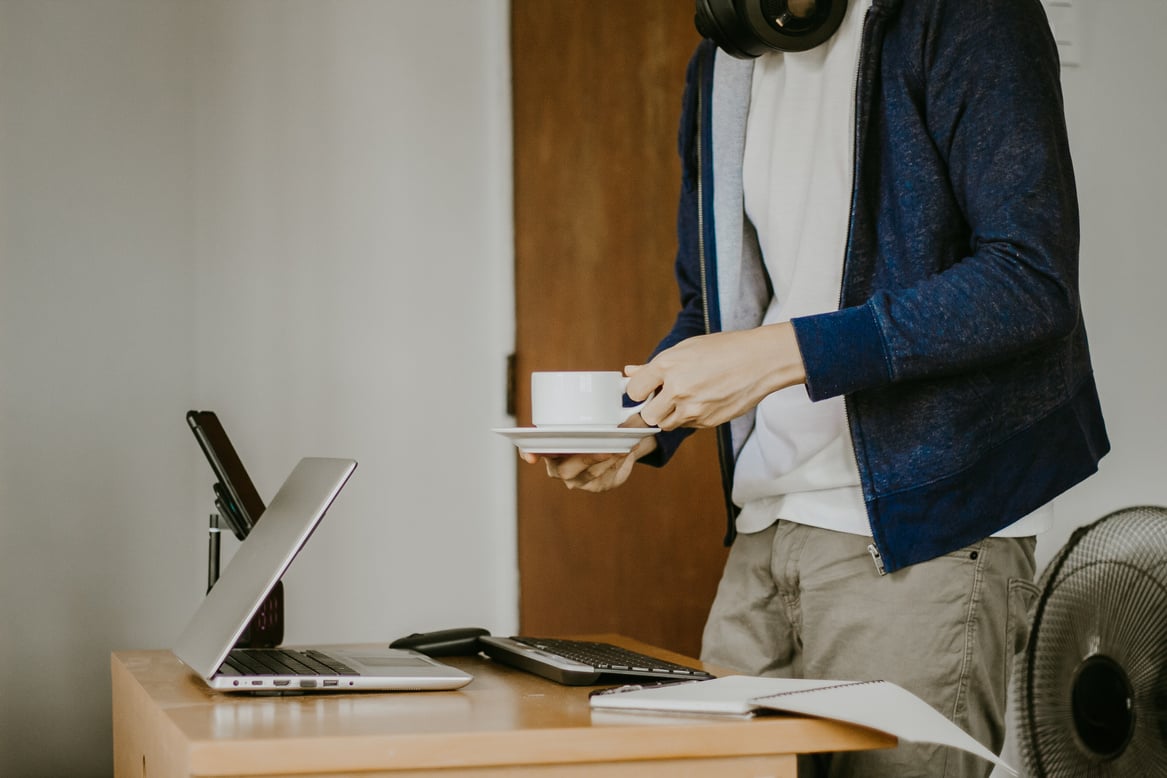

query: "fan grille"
xmin=1016 ymin=505 xmax=1167 ymax=777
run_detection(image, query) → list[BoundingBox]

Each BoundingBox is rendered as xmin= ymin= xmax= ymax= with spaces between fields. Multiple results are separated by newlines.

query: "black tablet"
xmin=186 ymin=409 xmax=282 ymax=647
xmin=186 ymin=410 xmax=266 ymax=540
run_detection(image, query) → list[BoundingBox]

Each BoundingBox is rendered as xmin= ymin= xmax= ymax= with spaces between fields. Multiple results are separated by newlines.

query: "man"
xmin=525 ymin=0 xmax=1109 ymax=775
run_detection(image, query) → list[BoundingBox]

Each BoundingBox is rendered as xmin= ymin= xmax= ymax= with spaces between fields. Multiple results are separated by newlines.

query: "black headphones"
xmin=695 ymin=0 xmax=848 ymax=57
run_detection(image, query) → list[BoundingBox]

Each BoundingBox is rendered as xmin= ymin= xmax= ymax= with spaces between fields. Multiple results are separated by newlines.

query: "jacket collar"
xmin=870 ymin=0 xmax=901 ymax=14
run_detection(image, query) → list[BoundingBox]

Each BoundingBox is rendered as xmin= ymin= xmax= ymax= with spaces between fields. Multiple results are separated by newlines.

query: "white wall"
xmin=185 ymin=2 xmax=517 ymax=644
xmin=1038 ymin=0 xmax=1167 ymax=564
xmin=2 ymin=0 xmax=1165 ymax=775
xmin=0 ymin=1 xmax=515 ymax=775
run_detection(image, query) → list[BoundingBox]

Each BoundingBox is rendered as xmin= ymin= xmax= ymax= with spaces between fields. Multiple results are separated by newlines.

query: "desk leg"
xmin=111 ymin=656 xmax=190 ymax=777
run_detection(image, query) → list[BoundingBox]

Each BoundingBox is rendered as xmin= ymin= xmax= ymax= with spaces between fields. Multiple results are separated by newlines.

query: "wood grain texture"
xmin=511 ymin=1 xmax=728 ymax=659
xmin=112 ymin=642 xmax=895 ymax=777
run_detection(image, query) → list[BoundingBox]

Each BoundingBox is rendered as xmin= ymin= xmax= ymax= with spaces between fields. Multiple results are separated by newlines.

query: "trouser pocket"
xmin=1006 ymin=576 xmax=1040 ymax=688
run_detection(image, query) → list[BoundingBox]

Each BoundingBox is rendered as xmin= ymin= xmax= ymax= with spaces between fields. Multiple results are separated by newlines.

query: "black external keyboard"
xmin=221 ymin=648 xmax=359 ymax=677
xmin=479 ymin=635 xmax=715 ymax=686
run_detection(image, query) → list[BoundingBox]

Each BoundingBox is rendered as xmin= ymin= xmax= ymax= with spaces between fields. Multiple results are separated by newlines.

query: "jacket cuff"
xmin=638 ymin=426 xmax=694 ymax=468
xmin=792 ymin=303 xmax=891 ymax=401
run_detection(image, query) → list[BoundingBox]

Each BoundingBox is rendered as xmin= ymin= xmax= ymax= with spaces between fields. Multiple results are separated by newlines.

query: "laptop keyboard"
xmin=222 ymin=648 xmax=359 ymax=676
xmin=511 ymin=637 xmax=713 ymax=680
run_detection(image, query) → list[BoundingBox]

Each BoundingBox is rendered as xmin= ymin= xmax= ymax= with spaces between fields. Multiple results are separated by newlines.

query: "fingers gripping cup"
xmin=531 ymin=371 xmax=649 ymax=428
xmin=492 ymin=372 xmax=659 ymax=455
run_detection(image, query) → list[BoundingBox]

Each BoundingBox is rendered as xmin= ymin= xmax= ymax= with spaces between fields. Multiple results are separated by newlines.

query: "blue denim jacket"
xmin=647 ymin=0 xmax=1110 ymax=572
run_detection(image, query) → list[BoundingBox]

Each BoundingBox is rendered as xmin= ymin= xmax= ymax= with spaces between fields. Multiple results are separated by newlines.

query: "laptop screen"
xmin=174 ymin=457 xmax=357 ymax=679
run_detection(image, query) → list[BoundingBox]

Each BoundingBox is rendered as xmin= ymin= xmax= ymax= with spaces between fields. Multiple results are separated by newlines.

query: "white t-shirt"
xmin=732 ymin=0 xmax=1049 ymax=538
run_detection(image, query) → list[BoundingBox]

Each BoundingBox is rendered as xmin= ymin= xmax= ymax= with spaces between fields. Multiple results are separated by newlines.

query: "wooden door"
xmin=511 ymin=2 xmax=729 ymax=657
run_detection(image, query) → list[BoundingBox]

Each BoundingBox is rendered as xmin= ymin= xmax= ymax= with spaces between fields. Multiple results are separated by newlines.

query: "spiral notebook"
xmin=588 ymin=675 xmax=1017 ymax=775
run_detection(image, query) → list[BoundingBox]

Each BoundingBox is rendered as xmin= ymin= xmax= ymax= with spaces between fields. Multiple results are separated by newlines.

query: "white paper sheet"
xmin=751 ymin=680 xmax=1017 ymax=776
xmin=588 ymin=675 xmax=1017 ymax=775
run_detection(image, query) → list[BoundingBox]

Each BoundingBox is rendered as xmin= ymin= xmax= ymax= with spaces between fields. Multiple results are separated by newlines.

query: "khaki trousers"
xmin=701 ymin=520 xmax=1038 ymax=778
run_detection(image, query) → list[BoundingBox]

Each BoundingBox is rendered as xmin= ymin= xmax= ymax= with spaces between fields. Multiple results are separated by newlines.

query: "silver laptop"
xmin=174 ymin=457 xmax=473 ymax=692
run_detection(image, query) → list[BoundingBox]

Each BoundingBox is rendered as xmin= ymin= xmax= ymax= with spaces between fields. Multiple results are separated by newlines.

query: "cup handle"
xmin=619 ymin=377 xmax=653 ymax=423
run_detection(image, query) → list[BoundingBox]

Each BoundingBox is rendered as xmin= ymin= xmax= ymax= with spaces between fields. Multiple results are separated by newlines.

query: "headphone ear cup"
xmin=695 ymin=0 xmax=848 ymax=57
xmin=695 ymin=0 xmax=772 ymax=59
xmin=747 ymin=0 xmax=847 ymax=53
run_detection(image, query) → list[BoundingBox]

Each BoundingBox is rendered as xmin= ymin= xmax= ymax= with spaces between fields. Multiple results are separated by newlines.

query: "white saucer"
xmin=492 ymin=426 xmax=659 ymax=455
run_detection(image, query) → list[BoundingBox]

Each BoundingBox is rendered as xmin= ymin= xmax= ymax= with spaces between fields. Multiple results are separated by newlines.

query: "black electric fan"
xmin=1013 ymin=505 xmax=1167 ymax=776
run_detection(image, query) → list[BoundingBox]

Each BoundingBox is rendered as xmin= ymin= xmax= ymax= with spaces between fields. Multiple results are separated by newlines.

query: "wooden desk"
xmin=112 ymin=635 xmax=894 ymax=777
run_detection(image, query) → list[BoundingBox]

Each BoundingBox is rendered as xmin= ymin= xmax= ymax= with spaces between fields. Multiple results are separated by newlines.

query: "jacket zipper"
xmin=843 ymin=5 xmax=880 ymax=561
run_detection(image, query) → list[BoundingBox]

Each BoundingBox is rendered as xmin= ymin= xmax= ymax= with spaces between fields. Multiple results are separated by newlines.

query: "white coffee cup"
xmin=531 ymin=371 xmax=649 ymax=428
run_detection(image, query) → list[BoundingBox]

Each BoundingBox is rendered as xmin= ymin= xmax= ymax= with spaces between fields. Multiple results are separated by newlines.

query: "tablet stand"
xmin=207 ymin=514 xmax=221 ymax=593
xmin=203 ymin=506 xmax=284 ymax=649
